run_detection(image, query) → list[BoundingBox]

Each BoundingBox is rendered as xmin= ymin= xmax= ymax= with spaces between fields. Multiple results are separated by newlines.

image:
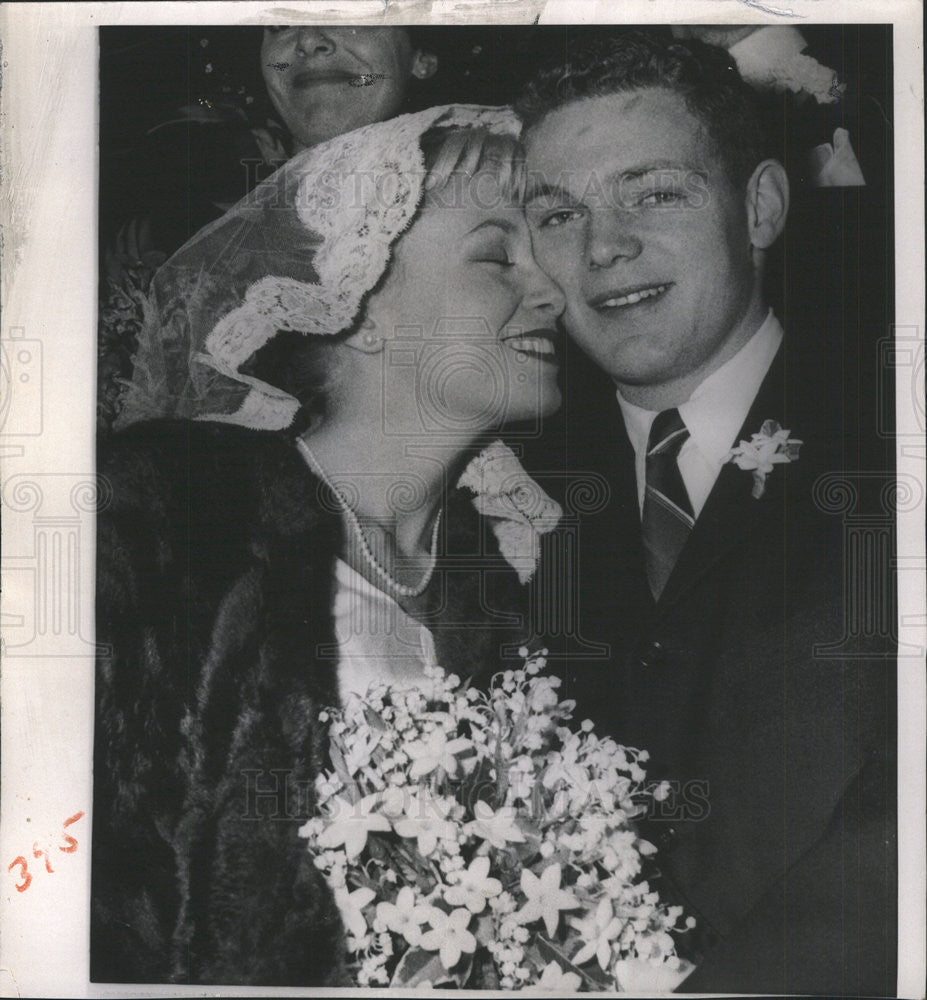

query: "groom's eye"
xmin=637 ymin=189 xmax=683 ymax=207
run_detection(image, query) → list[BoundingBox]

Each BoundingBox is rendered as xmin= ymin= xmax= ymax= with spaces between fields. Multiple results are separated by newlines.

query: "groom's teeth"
xmin=507 ymin=337 xmax=555 ymax=356
xmin=600 ymin=284 xmax=668 ymax=308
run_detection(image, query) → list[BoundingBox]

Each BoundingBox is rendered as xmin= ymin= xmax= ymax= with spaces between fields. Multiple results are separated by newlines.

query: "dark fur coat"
xmin=91 ymin=420 xmax=529 ymax=986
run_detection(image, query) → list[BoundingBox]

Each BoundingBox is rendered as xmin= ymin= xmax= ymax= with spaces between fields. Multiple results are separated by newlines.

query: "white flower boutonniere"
xmin=727 ymin=419 xmax=802 ymax=499
xmin=457 ymin=440 xmax=562 ymax=583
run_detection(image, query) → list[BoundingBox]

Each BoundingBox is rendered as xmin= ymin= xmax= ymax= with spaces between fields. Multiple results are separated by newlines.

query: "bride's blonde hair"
xmin=249 ymin=125 xmax=528 ymax=429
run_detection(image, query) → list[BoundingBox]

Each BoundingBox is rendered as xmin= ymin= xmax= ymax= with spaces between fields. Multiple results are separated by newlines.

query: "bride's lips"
xmin=589 ymin=282 xmax=672 ymax=310
xmin=502 ymin=329 xmax=560 ymax=364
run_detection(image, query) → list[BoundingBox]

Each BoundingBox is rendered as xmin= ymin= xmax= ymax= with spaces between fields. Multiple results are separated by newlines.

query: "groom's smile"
xmin=590 ymin=281 xmax=673 ymax=310
xmin=524 ymin=87 xmax=767 ymax=407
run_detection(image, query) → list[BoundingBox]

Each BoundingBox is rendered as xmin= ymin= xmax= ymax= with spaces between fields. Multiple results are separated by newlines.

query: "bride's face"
xmin=367 ymin=171 xmax=566 ymax=435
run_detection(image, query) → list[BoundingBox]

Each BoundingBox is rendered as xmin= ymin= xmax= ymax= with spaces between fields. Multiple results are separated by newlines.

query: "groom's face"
xmin=524 ymin=88 xmax=760 ymax=394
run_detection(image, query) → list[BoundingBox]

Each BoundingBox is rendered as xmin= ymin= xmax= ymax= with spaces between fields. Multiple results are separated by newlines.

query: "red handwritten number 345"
xmin=7 ymin=811 xmax=84 ymax=893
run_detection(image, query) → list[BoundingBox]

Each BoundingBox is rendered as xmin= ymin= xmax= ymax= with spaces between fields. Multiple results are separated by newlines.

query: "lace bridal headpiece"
xmin=115 ymin=103 xmax=561 ymax=580
xmin=116 ymin=104 xmax=521 ymax=430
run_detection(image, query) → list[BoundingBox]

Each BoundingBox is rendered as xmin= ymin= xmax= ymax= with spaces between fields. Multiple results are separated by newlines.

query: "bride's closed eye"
xmin=470 ymin=236 xmax=516 ymax=268
xmin=474 ymin=252 xmax=514 ymax=267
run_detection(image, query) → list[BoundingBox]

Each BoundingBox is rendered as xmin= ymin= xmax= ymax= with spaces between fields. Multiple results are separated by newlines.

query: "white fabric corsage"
xmin=727 ymin=419 xmax=802 ymax=499
xmin=457 ymin=441 xmax=562 ymax=583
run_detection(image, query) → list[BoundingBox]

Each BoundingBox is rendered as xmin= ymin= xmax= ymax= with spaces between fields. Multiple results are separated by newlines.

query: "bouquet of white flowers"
xmin=300 ymin=650 xmax=695 ymax=991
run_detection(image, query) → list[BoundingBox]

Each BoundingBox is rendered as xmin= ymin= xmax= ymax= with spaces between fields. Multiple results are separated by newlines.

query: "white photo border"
xmin=1 ymin=2 xmax=923 ymax=997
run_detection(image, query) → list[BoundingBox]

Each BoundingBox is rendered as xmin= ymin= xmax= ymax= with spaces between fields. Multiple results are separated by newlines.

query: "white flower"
xmin=542 ymin=741 xmax=591 ymax=794
xmin=465 ymin=804 xmax=527 ymax=849
xmin=419 ymin=907 xmax=477 ymax=970
xmin=315 ymin=773 xmax=342 ymax=802
xmin=378 ymin=784 xmax=412 ymax=817
xmin=457 ymin=440 xmax=562 ymax=583
xmin=570 ymin=898 xmax=624 ymax=970
xmin=613 ymin=956 xmax=693 ymax=993
xmin=444 ymin=855 xmax=503 ymax=914
xmin=343 ymin=729 xmax=382 ymax=775
xmin=727 ymin=419 xmax=802 ymax=498
xmin=405 ymin=728 xmax=472 ymax=780
xmin=393 ymin=794 xmax=456 ymax=857
xmin=515 ymin=863 xmax=580 ymax=938
xmin=528 ymin=678 xmax=561 ymax=713
xmin=315 ymin=793 xmax=391 ymax=860
xmin=375 ymin=886 xmax=431 ymax=947
xmin=297 ymin=816 xmax=325 ymax=840
xmin=537 ymin=960 xmax=582 ymax=991
xmin=303 ymin=650 xmax=690 ymax=988
xmin=333 ymin=885 xmax=376 ymax=940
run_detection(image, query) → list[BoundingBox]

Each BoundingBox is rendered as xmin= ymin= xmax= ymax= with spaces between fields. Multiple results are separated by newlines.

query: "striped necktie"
xmin=642 ymin=408 xmax=694 ymax=599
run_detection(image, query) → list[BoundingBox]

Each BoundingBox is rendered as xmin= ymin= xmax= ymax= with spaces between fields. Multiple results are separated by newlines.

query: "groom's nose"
xmin=587 ymin=210 xmax=643 ymax=270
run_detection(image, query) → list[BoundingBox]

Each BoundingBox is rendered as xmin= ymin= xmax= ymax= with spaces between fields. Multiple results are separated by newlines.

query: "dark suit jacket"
xmin=531 ymin=337 xmax=897 ymax=996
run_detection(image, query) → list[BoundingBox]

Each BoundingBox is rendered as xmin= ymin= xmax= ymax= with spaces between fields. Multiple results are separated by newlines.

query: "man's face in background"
xmin=261 ymin=26 xmax=436 ymax=151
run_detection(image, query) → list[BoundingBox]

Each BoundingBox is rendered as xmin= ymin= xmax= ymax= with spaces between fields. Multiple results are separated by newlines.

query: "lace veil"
xmin=116 ymin=104 xmax=521 ymax=430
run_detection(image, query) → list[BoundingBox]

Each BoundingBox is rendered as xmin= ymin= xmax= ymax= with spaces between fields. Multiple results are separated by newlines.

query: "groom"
xmin=518 ymin=32 xmax=895 ymax=994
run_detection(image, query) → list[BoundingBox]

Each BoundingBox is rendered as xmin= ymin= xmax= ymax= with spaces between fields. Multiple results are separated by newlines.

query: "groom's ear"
xmin=745 ymin=159 xmax=790 ymax=253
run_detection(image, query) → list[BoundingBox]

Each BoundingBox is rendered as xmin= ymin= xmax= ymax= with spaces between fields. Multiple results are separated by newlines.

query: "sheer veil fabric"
xmin=116 ymin=104 xmax=522 ymax=430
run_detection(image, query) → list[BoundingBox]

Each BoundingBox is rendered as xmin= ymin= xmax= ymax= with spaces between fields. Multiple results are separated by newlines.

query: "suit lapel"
xmin=655 ymin=348 xmax=793 ymax=614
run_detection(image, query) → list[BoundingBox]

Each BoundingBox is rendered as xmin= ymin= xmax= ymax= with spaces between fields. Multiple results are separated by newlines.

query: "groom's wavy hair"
xmin=516 ymin=30 xmax=768 ymax=190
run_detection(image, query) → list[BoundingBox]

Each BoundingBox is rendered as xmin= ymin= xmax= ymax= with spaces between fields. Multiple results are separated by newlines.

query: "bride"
xmin=92 ymin=105 xmax=565 ymax=986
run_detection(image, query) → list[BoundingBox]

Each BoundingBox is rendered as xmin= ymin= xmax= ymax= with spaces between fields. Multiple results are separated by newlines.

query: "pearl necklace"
xmin=296 ymin=438 xmax=441 ymax=598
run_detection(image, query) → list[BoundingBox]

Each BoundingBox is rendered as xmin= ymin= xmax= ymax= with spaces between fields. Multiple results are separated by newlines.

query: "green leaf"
xmin=327 ymin=743 xmax=358 ymax=802
xmin=363 ymin=706 xmax=388 ymax=734
xmin=365 ymin=836 xmax=432 ymax=891
xmin=510 ymin=817 xmax=543 ymax=863
xmin=536 ymin=933 xmax=612 ymax=989
xmin=448 ymin=951 xmax=475 ymax=987
xmin=470 ymin=948 xmax=501 ymax=989
xmin=390 ymin=948 xmax=455 ymax=988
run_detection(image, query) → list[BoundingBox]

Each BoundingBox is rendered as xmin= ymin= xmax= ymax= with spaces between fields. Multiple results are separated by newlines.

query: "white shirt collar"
xmin=617 ymin=309 xmax=783 ymax=466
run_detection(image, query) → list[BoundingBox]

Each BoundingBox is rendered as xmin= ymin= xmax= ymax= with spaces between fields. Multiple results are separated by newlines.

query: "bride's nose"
xmin=294 ymin=27 xmax=336 ymax=57
xmin=523 ymin=264 xmax=566 ymax=320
